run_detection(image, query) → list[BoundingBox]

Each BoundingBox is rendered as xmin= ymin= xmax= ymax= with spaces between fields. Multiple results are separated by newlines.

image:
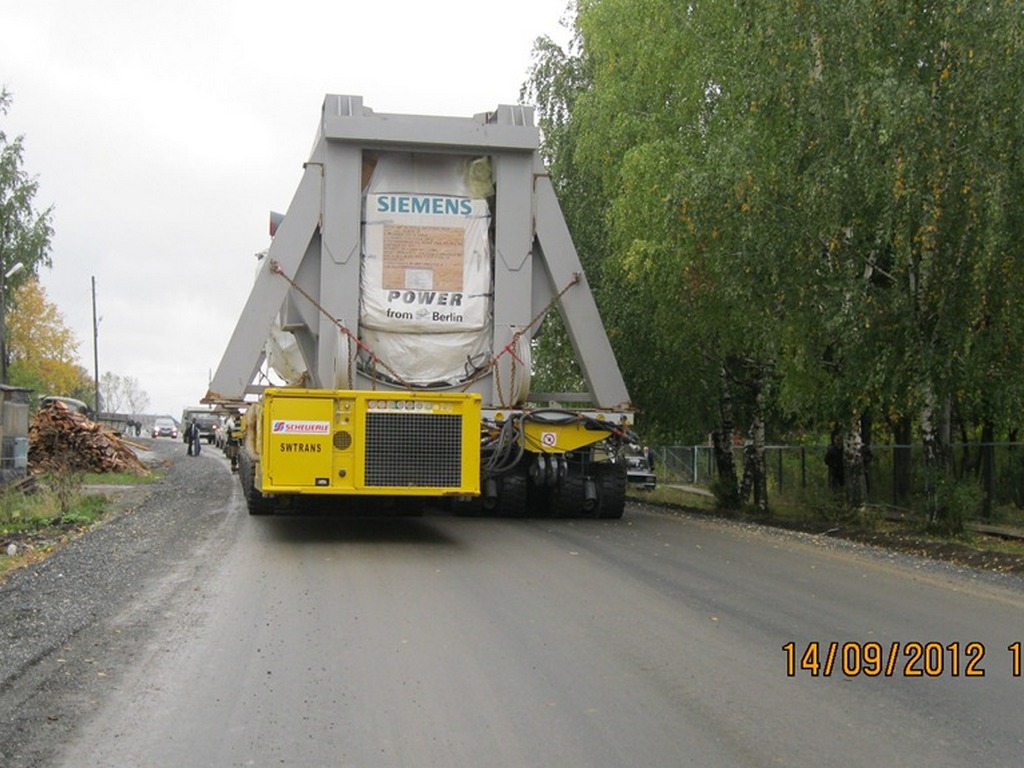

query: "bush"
xmin=42 ymin=468 xmax=85 ymax=520
xmin=711 ymin=476 xmax=741 ymax=509
xmin=926 ymin=478 xmax=983 ymax=535
xmin=0 ymin=474 xmax=109 ymax=535
xmin=56 ymin=493 xmax=107 ymax=526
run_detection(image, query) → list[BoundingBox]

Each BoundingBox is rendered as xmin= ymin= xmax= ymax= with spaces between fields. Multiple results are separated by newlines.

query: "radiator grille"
xmin=364 ymin=413 xmax=463 ymax=487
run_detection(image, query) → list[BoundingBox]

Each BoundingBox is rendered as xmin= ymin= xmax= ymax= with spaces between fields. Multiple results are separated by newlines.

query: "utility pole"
xmin=92 ymin=276 xmax=100 ymax=414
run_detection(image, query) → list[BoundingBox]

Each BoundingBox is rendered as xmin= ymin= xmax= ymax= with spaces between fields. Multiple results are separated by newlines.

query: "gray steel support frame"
xmin=206 ymin=95 xmax=631 ymax=411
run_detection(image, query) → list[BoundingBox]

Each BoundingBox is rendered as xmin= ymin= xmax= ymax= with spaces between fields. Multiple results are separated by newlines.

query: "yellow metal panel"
xmin=332 ymin=395 xmax=357 ymax=491
xmin=520 ymin=420 xmax=614 ymax=453
xmin=352 ymin=391 xmax=481 ymax=495
xmin=257 ymin=388 xmax=480 ymax=496
xmin=264 ymin=390 xmax=334 ymax=488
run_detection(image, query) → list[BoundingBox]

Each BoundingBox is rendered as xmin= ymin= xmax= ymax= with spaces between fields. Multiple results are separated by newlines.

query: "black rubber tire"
xmin=549 ymin=464 xmax=589 ymax=518
xmin=238 ymin=449 xmax=274 ymax=516
xmin=595 ymin=461 xmax=628 ymax=519
xmin=496 ymin=469 xmax=530 ymax=518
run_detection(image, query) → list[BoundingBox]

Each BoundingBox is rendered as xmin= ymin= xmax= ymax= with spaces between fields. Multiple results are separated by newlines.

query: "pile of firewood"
xmin=28 ymin=401 xmax=150 ymax=476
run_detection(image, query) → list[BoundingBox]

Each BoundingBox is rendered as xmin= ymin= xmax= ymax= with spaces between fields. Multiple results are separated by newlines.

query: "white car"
xmin=152 ymin=417 xmax=178 ymax=439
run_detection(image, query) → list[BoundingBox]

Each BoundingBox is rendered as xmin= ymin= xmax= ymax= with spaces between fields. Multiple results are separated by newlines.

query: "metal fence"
xmin=653 ymin=443 xmax=1024 ymax=523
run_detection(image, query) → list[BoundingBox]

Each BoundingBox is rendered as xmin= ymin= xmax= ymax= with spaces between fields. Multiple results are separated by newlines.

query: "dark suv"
xmin=181 ymin=410 xmax=221 ymax=445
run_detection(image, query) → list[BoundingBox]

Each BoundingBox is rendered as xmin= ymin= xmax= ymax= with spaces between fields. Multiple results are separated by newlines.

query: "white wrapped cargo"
xmin=360 ymin=153 xmax=493 ymax=385
xmin=265 ymin=321 xmax=306 ymax=386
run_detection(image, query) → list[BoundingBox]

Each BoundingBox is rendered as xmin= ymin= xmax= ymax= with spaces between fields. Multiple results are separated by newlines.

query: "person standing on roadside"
xmin=825 ymin=428 xmax=843 ymax=491
xmin=186 ymin=417 xmax=202 ymax=456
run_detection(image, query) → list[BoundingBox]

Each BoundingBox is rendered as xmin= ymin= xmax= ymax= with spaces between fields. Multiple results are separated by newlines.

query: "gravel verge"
xmin=0 ymin=439 xmax=237 ymax=768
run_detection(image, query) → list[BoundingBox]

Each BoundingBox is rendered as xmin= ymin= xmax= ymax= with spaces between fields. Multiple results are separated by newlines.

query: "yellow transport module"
xmin=251 ymin=388 xmax=481 ymax=498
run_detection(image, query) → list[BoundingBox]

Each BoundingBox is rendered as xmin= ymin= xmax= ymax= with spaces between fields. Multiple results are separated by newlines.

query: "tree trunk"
xmin=739 ymin=439 xmax=754 ymax=504
xmin=920 ymin=383 xmax=948 ymax=524
xmin=1011 ymin=428 xmax=1024 ymax=510
xmin=843 ymin=418 xmax=867 ymax=508
xmin=892 ymin=416 xmax=912 ymax=505
xmin=712 ymin=364 xmax=740 ymax=507
xmin=860 ymin=411 xmax=873 ymax=497
xmin=747 ymin=372 xmax=769 ymax=517
xmin=921 ymin=387 xmax=939 ymax=522
xmin=980 ymin=420 xmax=994 ymax=519
xmin=750 ymin=409 xmax=768 ymax=516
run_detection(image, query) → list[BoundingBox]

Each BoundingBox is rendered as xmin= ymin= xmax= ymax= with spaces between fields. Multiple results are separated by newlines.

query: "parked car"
xmin=39 ymin=395 xmax=94 ymax=419
xmin=624 ymin=444 xmax=657 ymax=490
xmin=152 ymin=417 xmax=178 ymax=439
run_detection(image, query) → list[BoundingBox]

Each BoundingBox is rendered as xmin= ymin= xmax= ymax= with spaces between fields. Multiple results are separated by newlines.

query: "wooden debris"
xmin=28 ymin=401 xmax=150 ymax=476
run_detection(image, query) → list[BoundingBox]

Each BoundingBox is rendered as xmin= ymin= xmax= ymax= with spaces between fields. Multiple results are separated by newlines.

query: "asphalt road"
xmin=3 ymin=438 xmax=1024 ymax=767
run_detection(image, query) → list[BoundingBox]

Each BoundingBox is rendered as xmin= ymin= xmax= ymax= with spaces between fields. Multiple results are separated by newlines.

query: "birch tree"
xmin=528 ymin=0 xmax=1024 ymax=522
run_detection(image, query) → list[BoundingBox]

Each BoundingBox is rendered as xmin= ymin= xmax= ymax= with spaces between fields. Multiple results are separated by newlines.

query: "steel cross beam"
xmin=206 ymin=95 xmax=630 ymax=411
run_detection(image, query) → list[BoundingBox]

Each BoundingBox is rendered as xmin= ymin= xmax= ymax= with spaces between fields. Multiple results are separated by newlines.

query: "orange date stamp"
xmin=783 ymin=641 xmax=1024 ymax=678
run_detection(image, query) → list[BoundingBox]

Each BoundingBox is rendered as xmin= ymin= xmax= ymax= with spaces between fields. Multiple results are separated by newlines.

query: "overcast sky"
xmin=1 ymin=0 xmax=573 ymax=418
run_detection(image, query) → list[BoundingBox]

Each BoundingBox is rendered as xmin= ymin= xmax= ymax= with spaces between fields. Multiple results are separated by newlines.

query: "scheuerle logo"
xmin=271 ymin=420 xmax=330 ymax=435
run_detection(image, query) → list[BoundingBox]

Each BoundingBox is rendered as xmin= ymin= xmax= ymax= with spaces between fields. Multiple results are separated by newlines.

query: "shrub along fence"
xmin=652 ymin=443 xmax=1024 ymax=525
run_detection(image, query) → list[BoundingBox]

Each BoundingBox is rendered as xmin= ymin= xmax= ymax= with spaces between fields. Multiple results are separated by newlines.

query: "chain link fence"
xmin=652 ymin=443 xmax=1024 ymax=524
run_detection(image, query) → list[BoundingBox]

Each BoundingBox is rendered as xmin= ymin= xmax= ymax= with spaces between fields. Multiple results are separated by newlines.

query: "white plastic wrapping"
xmin=359 ymin=153 xmax=494 ymax=385
xmin=360 ymin=327 xmax=491 ymax=384
xmin=333 ymin=329 xmax=352 ymax=389
xmin=265 ymin=322 xmax=306 ymax=386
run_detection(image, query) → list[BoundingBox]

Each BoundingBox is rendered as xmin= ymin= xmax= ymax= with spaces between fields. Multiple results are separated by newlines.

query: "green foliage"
xmin=0 ymin=484 xmax=109 ymax=577
xmin=524 ymin=21 xmax=611 ymax=285
xmin=0 ymin=479 xmax=108 ymax=532
xmin=925 ymin=477 xmax=984 ymax=536
xmin=40 ymin=467 xmax=86 ymax=518
xmin=525 ymin=0 xmax=1024 ymax=465
xmin=82 ymin=469 xmax=159 ymax=486
xmin=530 ymin=313 xmax=586 ymax=396
xmin=0 ymin=464 xmax=156 ymax=557
xmin=0 ymin=88 xmax=54 ymax=306
xmin=57 ymin=492 xmax=107 ymax=526
xmin=0 ymin=485 xmax=26 ymax=527
xmin=710 ymin=475 xmax=741 ymax=510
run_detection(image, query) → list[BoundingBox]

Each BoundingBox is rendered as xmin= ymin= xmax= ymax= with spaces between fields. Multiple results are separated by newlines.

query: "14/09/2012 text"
xmin=783 ymin=641 xmax=1024 ymax=678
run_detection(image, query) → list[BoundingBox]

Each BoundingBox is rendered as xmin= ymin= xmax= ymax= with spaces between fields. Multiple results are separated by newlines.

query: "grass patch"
xmin=956 ymin=530 xmax=1024 ymax=558
xmin=81 ymin=469 xmax=159 ymax=486
xmin=627 ymin=483 xmax=718 ymax=512
xmin=0 ymin=468 xmax=157 ymax=579
xmin=0 ymin=479 xmax=108 ymax=532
